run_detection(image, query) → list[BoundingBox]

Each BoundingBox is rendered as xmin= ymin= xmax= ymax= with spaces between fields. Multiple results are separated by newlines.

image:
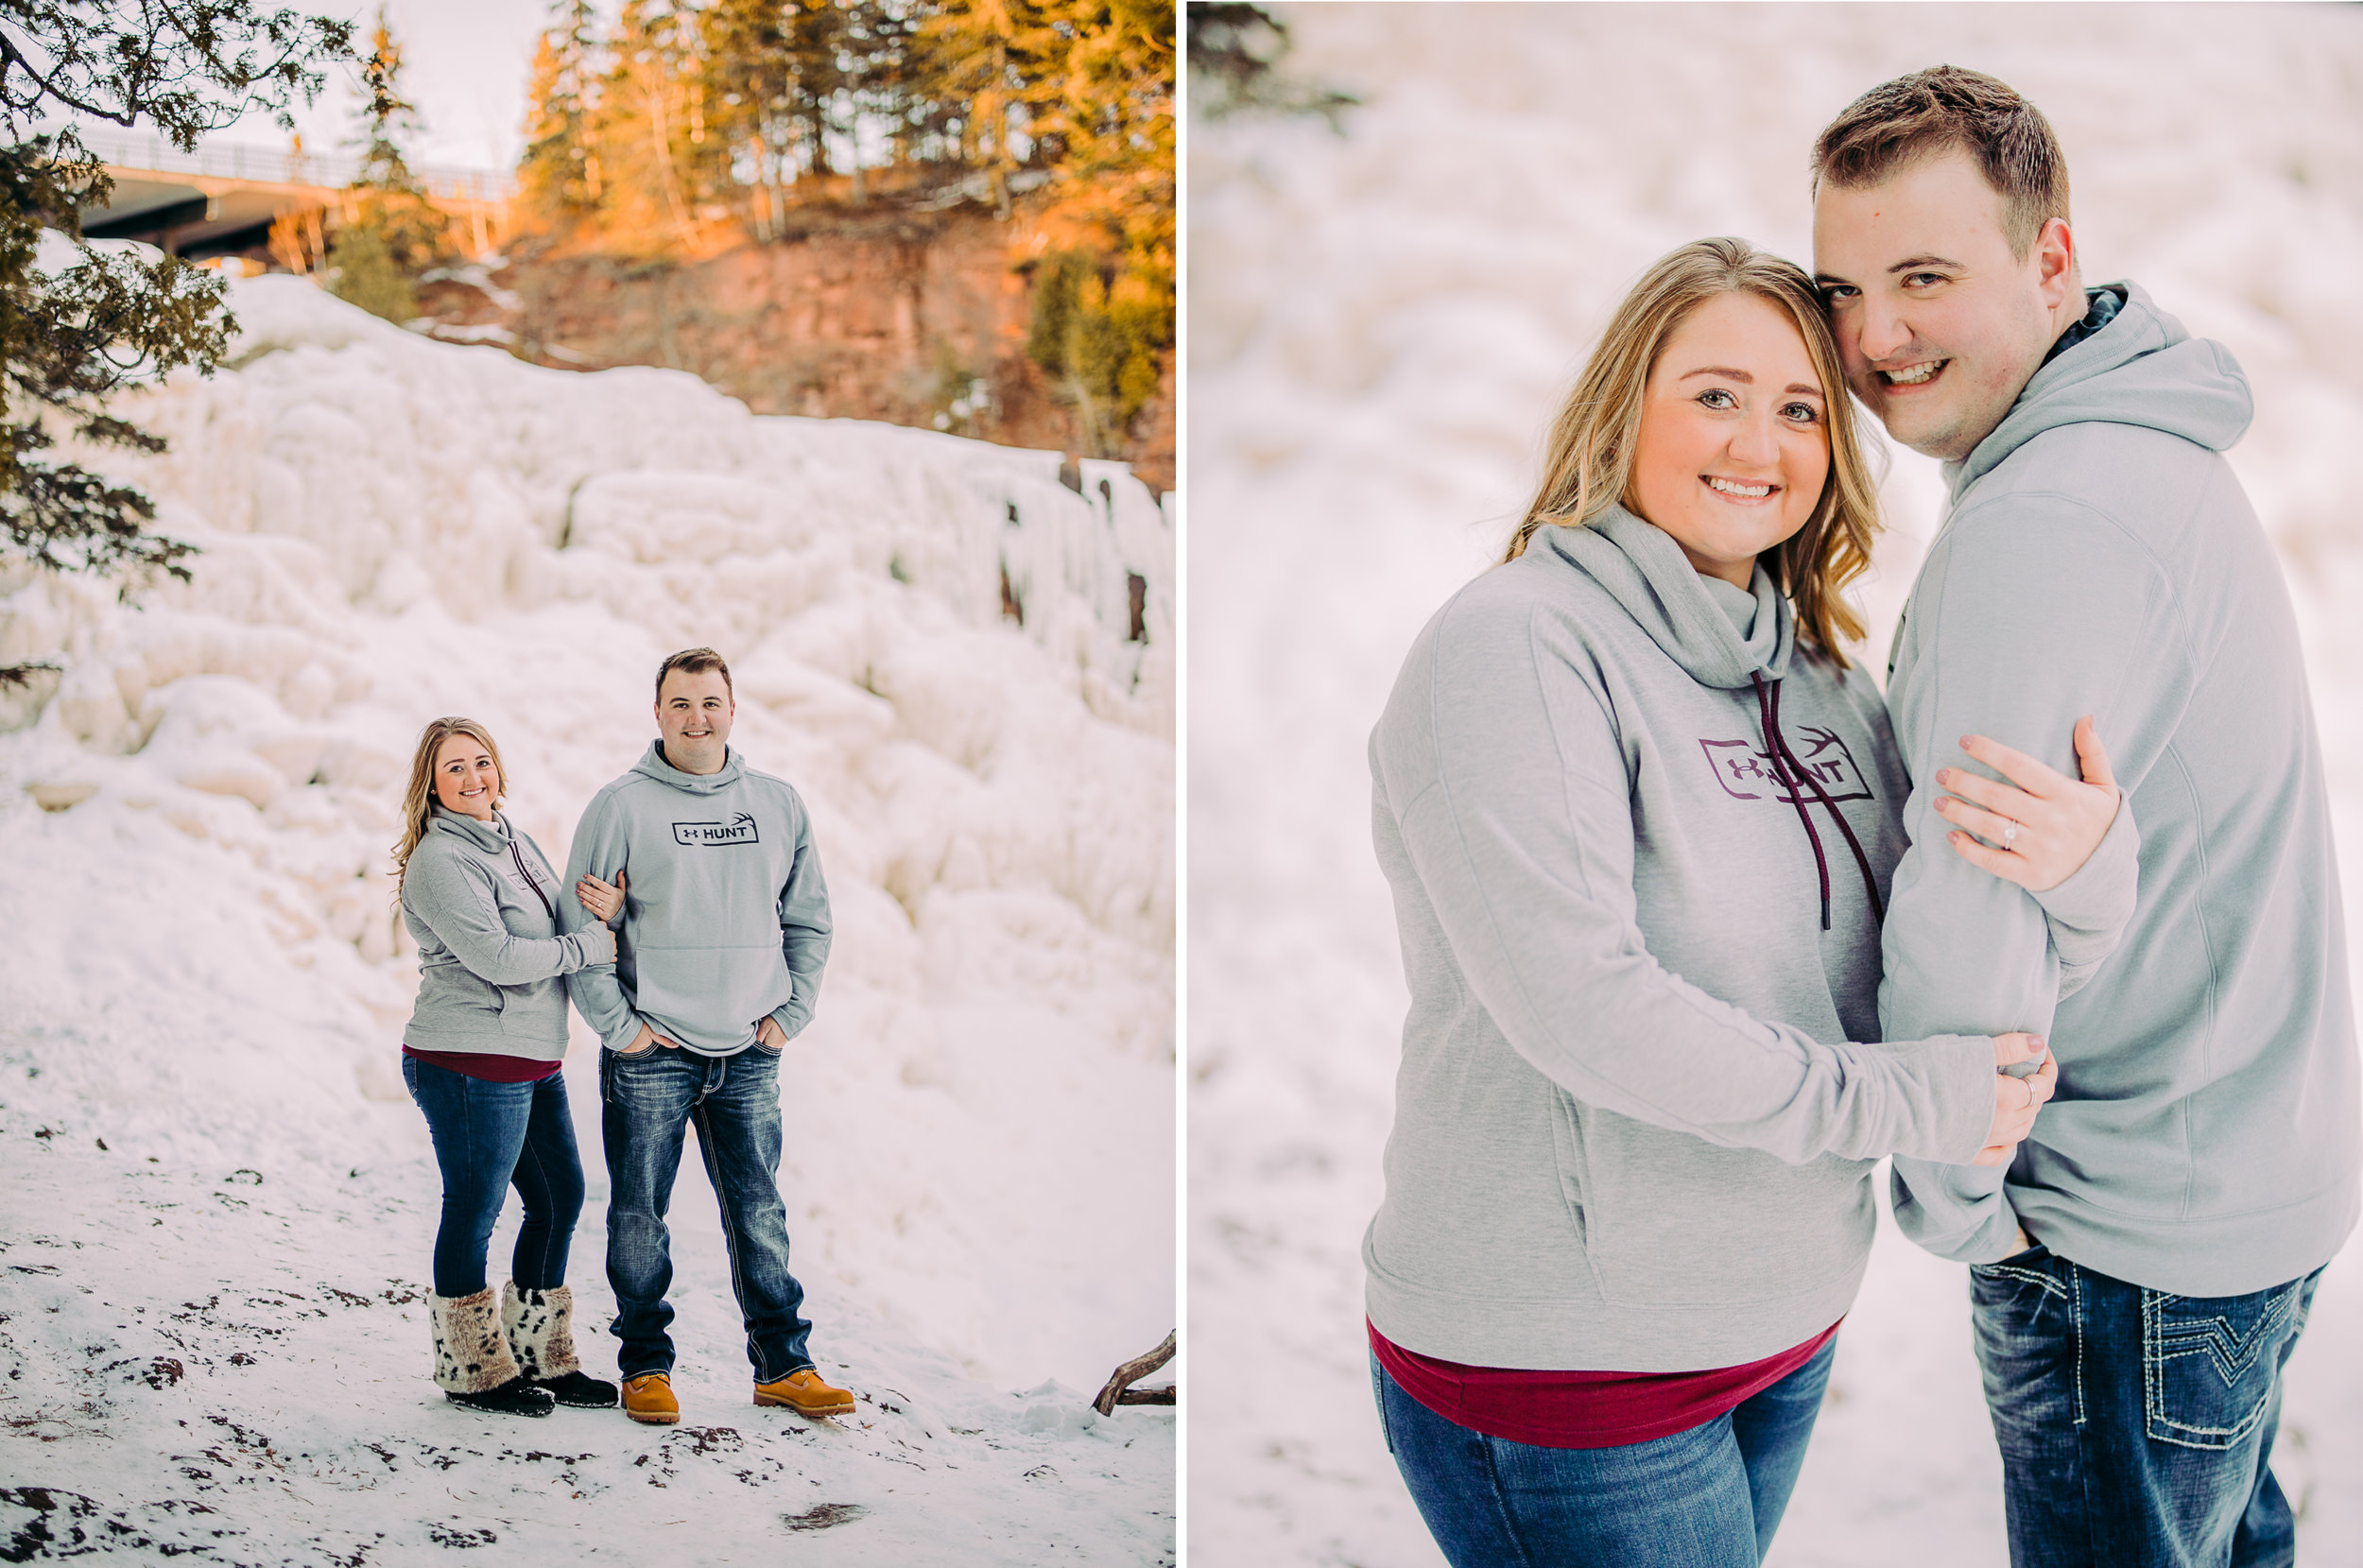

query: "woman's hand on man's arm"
xmin=1937 ymin=716 xmax=2119 ymax=893
xmin=577 ymin=869 xmax=626 ymax=923
xmin=1974 ymin=1031 xmax=2057 ymax=1167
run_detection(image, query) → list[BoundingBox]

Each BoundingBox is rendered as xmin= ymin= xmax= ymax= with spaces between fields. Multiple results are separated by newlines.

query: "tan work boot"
xmin=753 ymin=1368 xmax=854 ymax=1417
xmin=621 ymin=1371 xmax=680 ymax=1425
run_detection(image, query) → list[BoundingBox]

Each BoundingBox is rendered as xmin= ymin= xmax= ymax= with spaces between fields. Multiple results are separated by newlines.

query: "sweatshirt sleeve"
xmin=1379 ymin=599 xmax=1997 ymax=1168
xmin=2037 ymin=798 xmax=2139 ymax=1000
xmin=402 ymin=845 xmax=614 ymax=987
xmin=1884 ymin=499 xmax=2182 ymax=1262
xmin=560 ymin=788 xmax=646 ymax=1052
xmin=768 ymin=798 xmax=833 ymax=1042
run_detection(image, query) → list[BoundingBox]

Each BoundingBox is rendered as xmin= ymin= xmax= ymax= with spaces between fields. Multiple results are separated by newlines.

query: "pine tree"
xmin=784 ymin=0 xmax=852 ymax=183
xmin=1184 ymin=3 xmax=1355 ymax=125
xmin=836 ymin=0 xmax=923 ymax=201
xmin=1018 ymin=0 xmax=1174 ymax=447
xmin=478 ymin=0 xmax=1176 ymax=458
xmin=519 ymin=0 xmax=607 ymax=223
xmin=0 ymin=0 xmax=356 ymax=691
xmin=699 ymin=0 xmax=802 ymax=236
xmin=920 ymin=0 xmax=1058 ymax=216
xmin=595 ymin=0 xmax=709 ymax=252
xmin=1041 ymin=0 xmax=1175 ymax=274
xmin=327 ymin=10 xmax=452 ymax=320
xmin=350 ymin=10 xmax=420 ymax=194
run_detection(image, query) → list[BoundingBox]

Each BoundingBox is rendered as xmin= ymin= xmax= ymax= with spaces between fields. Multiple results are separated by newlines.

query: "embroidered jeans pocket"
xmin=2141 ymin=1277 xmax=2304 ymax=1451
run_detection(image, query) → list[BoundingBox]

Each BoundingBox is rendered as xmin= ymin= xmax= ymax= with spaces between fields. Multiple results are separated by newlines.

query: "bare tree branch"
xmin=1092 ymin=1331 xmax=1176 ymax=1417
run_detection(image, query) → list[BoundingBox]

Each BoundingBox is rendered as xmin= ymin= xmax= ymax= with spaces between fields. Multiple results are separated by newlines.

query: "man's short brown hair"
xmin=1811 ymin=65 xmax=2070 ymax=261
xmin=655 ymin=646 xmax=733 ymax=703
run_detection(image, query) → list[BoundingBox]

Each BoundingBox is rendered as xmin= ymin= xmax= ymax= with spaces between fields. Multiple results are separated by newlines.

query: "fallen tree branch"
xmin=1093 ymin=1330 xmax=1177 ymax=1416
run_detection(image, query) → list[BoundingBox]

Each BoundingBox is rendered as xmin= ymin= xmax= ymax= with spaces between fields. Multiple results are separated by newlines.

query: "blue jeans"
xmin=599 ymin=1042 xmax=814 ymax=1382
xmin=401 ymin=1056 xmax=584 ymax=1299
xmin=1372 ymin=1337 xmax=1837 ymax=1566
xmin=1971 ymin=1246 xmax=2324 ymax=1568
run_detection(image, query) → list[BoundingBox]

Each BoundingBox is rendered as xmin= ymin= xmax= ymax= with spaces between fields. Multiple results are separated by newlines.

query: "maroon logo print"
xmin=1700 ymin=726 xmax=1871 ymax=804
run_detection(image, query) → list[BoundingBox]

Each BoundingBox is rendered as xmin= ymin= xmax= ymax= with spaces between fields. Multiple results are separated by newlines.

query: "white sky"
xmin=208 ymin=0 xmax=575 ymax=172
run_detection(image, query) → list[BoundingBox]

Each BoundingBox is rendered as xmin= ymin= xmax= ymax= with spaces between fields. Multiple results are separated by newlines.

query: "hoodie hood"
xmin=1542 ymin=503 xmax=1793 ymax=690
xmin=428 ymin=802 xmax=514 ymax=853
xmin=1945 ymin=281 xmax=2253 ymax=504
xmin=631 ymin=739 xmax=745 ymax=795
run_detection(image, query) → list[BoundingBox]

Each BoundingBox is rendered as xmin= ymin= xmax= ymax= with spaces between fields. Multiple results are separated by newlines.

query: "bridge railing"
xmin=72 ymin=126 xmax=515 ymax=203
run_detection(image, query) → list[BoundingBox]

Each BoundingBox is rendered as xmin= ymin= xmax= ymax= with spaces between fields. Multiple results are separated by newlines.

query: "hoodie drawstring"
xmin=1751 ymin=672 xmax=1887 ymax=931
xmin=1769 ymin=677 xmax=1888 ymax=926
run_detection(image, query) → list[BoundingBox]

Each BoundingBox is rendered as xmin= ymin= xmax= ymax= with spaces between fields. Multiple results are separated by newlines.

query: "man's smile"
xmin=1877 ymin=357 xmax=1950 ymax=388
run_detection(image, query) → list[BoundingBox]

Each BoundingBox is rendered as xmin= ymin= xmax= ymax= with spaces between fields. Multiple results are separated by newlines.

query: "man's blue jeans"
xmin=599 ymin=1042 xmax=815 ymax=1382
xmin=1971 ymin=1245 xmax=2324 ymax=1568
xmin=1372 ymin=1336 xmax=1837 ymax=1566
xmin=403 ymin=1055 xmax=584 ymax=1299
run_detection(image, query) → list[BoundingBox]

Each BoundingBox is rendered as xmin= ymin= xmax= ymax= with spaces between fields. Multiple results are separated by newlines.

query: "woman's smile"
xmin=1701 ymin=474 xmax=1781 ymax=503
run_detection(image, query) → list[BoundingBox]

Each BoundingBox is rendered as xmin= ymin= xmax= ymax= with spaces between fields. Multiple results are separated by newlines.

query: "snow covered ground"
xmin=1187 ymin=5 xmax=2363 ymax=1565
xmin=0 ymin=259 xmax=1174 ymax=1561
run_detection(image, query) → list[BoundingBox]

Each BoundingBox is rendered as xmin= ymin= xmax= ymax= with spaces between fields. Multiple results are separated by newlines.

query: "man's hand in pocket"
xmin=619 ymin=1022 xmax=678 ymax=1056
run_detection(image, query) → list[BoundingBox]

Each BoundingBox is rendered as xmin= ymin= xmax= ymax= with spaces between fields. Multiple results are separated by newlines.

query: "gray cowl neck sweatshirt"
xmin=561 ymin=742 xmax=833 ymax=1058
xmin=400 ymin=805 xmax=616 ymax=1058
xmin=1364 ymin=507 xmax=2131 ymax=1370
xmin=1884 ymin=281 xmax=2361 ymax=1293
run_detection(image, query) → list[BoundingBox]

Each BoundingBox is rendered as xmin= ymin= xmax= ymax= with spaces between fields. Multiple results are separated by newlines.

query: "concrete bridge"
xmin=73 ymin=128 xmax=513 ymax=263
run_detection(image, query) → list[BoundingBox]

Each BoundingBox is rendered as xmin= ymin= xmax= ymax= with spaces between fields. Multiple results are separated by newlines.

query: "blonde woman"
xmin=1363 ymin=239 xmax=2131 ymax=1563
xmin=393 ymin=717 xmax=625 ymax=1417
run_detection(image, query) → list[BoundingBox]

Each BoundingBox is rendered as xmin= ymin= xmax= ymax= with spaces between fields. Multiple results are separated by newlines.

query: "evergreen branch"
xmin=2 ymin=428 xmax=195 ymax=585
xmin=0 ymin=1 xmax=356 ymax=144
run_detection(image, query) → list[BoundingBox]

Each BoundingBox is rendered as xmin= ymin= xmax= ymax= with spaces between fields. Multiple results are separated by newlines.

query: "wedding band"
xmin=2001 ymin=818 xmax=2021 ymax=852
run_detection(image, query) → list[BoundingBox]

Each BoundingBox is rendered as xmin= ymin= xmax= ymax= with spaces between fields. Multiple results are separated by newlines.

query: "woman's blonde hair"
xmin=392 ymin=716 xmax=509 ymax=888
xmin=1506 ymin=236 xmax=1880 ymax=665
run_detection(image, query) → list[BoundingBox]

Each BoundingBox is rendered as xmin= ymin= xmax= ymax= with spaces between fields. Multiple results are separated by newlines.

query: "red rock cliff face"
xmin=431 ymin=205 xmax=1172 ymax=494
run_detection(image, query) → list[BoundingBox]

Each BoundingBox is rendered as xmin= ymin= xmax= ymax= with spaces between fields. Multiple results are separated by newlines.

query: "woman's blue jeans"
xmin=1971 ymin=1246 xmax=2323 ymax=1568
xmin=1373 ymin=1336 xmax=1837 ymax=1567
xmin=402 ymin=1055 xmax=585 ymax=1299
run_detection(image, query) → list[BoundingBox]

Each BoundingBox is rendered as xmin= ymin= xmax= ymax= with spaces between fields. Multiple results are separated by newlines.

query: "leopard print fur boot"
xmin=429 ymin=1286 xmax=552 ymax=1417
xmin=503 ymin=1283 xmax=617 ymax=1408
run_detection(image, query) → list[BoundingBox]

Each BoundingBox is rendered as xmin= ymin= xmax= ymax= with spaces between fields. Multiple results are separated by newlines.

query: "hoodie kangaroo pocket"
xmin=418 ymin=960 xmax=504 ymax=1030
xmin=1546 ymin=1089 xmax=1605 ymax=1290
xmin=633 ymin=942 xmax=791 ymax=1041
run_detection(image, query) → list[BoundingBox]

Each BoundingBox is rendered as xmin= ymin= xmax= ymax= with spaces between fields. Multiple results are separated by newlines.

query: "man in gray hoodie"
xmin=1812 ymin=68 xmax=2359 ymax=1566
xmin=561 ymin=646 xmax=847 ymax=1425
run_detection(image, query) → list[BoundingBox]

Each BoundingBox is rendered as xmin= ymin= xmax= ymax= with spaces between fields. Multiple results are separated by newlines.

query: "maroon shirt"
xmin=403 ymin=1045 xmax=561 ymax=1084
xmin=1369 ymin=1317 xmax=1840 ymax=1449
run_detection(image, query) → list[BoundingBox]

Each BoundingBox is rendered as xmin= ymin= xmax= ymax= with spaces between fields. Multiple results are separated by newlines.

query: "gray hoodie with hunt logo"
xmin=1364 ymin=507 xmax=2132 ymax=1371
xmin=1884 ymin=283 xmax=2361 ymax=1294
xmin=400 ymin=806 xmax=616 ymax=1059
xmin=561 ymin=743 xmax=832 ymax=1058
